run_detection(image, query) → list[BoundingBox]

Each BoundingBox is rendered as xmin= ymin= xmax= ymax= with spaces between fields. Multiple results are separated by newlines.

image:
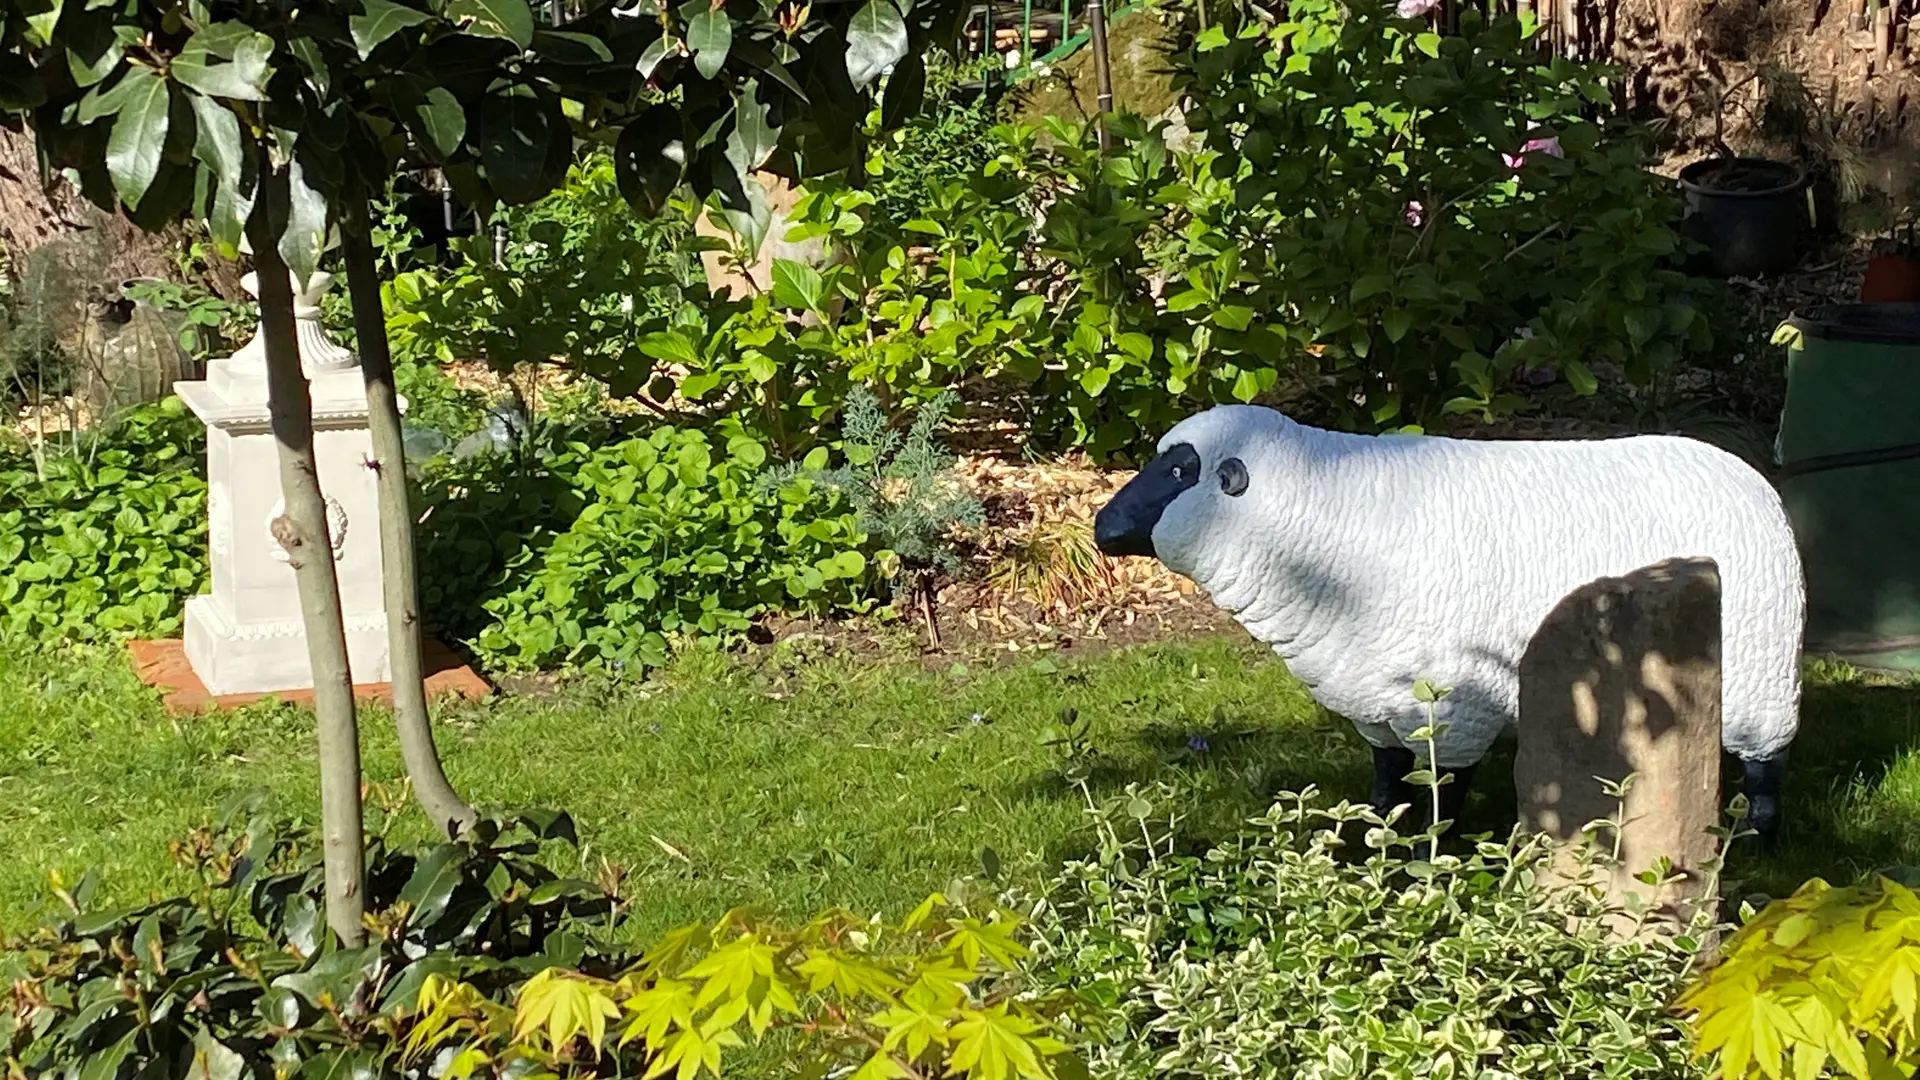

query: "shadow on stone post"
xmin=1516 ymin=557 xmax=1727 ymax=948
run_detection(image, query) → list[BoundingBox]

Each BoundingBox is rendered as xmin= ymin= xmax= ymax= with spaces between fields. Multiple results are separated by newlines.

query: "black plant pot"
xmin=1677 ymin=156 xmax=1810 ymax=278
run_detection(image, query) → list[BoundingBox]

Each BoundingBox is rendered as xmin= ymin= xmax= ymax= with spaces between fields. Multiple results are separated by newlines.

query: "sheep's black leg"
xmin=1741 ymin=753 xmax=1786 ymax=848
xmin=1369 ymin=745 xmax=1419 ymax=820
xmin=1434 ymin=763 xmax=1479 ymax=832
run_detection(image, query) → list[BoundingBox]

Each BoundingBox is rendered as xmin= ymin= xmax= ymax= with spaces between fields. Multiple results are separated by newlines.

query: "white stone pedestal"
xmin=176 ymin=270 xmax=395 ymax=696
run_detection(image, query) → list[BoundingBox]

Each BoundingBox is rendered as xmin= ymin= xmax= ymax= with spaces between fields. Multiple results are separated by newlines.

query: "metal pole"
xmin=1087 ymin=0 xmax=1114 ymax=152
xmin=1022 ymin=0 xmax=1034 ymax=69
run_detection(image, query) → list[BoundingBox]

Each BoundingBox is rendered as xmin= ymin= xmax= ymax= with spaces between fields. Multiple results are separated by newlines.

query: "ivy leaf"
xmin=446 ymin=0 xmax=535 ymax=48
xmin=105 ymin=70 xmax=169 ymax=210
xmin=64 ymin=16 xmax=127 ymax=89
xmin=407 ymin=86 xmax=467 ymax=162
xmin=23 ymin=0 xmax=63 ymax=48
xmin=351 ymin=0 xmax=432 ymax=59
xmin=687 ymin=8 xmax=732 ymax=80
xmin=844 ymin=0 xmax=908 ymax=88
xmin=171 ymin=25 xmax=274 ymax=100
xmin=279 ymin=156 xmax=329 ymax=290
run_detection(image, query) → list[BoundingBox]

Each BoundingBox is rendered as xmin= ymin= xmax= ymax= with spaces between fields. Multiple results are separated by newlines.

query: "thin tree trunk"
xmin=249 ymin=167 xmax=367 ymax=948
xmin=340 ymin=193 xmax=478 ymax=841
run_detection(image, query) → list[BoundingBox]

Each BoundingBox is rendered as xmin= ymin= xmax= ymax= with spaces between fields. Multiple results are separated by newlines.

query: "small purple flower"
xmin=1188 ymin=735 xmax=1210 ymax=753
xmin=1396 ymin=0 xmax=1440 ymax=16
xmin=1404 ymin=200 xmax=1424 ymax=227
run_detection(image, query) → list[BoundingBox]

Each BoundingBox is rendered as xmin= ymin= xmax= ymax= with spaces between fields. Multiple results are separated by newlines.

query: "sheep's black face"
xmin=1095 ymin=442 xmax=1202 ymax=558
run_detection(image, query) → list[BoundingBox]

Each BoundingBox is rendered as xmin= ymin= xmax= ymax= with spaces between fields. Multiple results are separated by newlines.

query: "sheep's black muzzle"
xmin=1094 ymin=442 xmax=1201 ymax=558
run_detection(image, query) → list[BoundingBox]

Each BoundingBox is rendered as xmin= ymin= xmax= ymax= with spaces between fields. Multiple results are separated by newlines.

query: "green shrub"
xmin=459 ymin=425 xmax=876 ymax=672
xmin=1151 ymin=0 xmax=1706 ymax=433
xmin=1015 ymin=782 xmax=1715 ymax=1079
xmin=0 ymin=797 xmax=617 ymax=1080
xmin=1 ymin=800 xmax=1084 ymax=1080
xmin=0 ymin=399 xmax=207 ymax=644
xmin=382 ymin=150 xmax=702 ymax=394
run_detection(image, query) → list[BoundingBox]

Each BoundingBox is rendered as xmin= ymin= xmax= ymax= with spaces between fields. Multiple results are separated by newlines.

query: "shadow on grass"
xmin=1009 ymin=672 xmax=1920 ymax=899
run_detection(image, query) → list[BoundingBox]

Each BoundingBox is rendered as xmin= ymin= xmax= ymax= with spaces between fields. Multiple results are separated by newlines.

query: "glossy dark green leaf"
xmin=278 ymin=892 xmax=322 ymax=957
xmin=190 ymin=1027 xmax=247 ymax=1080
xmin=76 ymin=1028 xmax=137 ymax=1080
xmin=613 ymin=108 xmax=685 ymax=218
xmin=526 ymin=878 xmax=603 ymax=905
xmin=278 ymin=157 xmax=328 ymax=288
xmin=351 ymin=0 xmax=433 ymax=58
xmin=844 ymin=0 xmax=908 ymax=88
xmin=0 ymin=52 xmax=46 ymax=111
xmin=297 ymin=1050 xmax=380 ymax=1080
xmin=687 ymin=7 xmax=731 ymax=79
xmin=532 ymin=29 xmax=614 ymax=63
xmin=516 ymin=808 xmax=579 ymax=842
xmin=170 ymin=26 xmax=273 ymax=101
xmin=399 ymin=842 xmax=464 ymax=929
xmin=878 ymin=50 xmax=923 ymax=129
xmin=725 ymin=78 xmax=776 ymax=173
xmin=477 ymin=85 xmax=555 ymax=204
xmin=407 ymin=86 xmax=466 ymax=161
xmin=636 ymin=34 xmax=675 ymax=80
xmin=256 ymin=985 xmax=304 ymax=1031
xmin=63 ymin=16 xmax=128 ymax=89
xmin=446 ymin=0 xmax=535 ymax=48
xmin=272 ymin=945 xmax=381 ymax=1010
xmin=379 ymin=953 xmax=465 ymax=1011
xmin=105 ymin=70 xmax=168 ymax=209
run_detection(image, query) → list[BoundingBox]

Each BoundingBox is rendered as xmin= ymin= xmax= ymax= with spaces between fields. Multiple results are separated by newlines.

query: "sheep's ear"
xmin=1218 ymin=457 xmax=1249 ymax=497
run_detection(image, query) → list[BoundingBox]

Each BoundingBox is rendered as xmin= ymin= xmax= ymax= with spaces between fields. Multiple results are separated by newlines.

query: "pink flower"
xmin=1404 ymin=200 xmax=1424 ymax=227
xmin=1503 ymin=134 xmax=1564 ymax=171
xmin=1396 ymin=0 xmax=1440 ymax=16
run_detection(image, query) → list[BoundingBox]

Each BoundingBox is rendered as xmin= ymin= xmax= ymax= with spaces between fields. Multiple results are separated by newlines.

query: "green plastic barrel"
xmin=1778 ymin=302 xmax=1920 ymax=671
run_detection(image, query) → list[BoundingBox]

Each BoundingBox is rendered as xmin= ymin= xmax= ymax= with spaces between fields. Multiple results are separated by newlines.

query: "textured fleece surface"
xmin=1141 ymin=406 xmax=1805 ymax=769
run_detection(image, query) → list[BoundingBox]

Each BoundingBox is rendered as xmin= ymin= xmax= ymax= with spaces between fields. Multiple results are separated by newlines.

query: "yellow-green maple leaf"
xmin=872 ymin=999 xmax=953 ymax=1061
xmin=514 ymin=969 xmax=621 ymax=1057
xmin=945 ymin=918 xmax=1027 ymax=972
xmin=644 ymin=1022 xmax=743 ymax=1080
xmin=623 ymin=978 xmax=698 ymax=1049
xmin=947 ymin=1004 xmax=1052 ymax=1080
xmin=796 ymin=947 xmax=907 ymax=1000
xmin=686 ymin=935 xmax=779 ymax=1010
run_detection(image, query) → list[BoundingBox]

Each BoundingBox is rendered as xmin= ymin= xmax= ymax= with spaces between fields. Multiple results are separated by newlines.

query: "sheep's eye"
xmin=1171 ymin=464 xmax=1184 ymax=480
xmin=1218 ymin=457 xmax=1249 ymax=497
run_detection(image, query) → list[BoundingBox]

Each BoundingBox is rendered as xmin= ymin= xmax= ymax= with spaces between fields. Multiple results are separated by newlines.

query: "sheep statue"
xmin=1093 ymin=404 xmax=1805 ymax=842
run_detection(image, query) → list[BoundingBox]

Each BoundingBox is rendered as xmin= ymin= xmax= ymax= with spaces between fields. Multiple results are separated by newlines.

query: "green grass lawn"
xmin=4 ymin=634 xmax=1920 ymax=940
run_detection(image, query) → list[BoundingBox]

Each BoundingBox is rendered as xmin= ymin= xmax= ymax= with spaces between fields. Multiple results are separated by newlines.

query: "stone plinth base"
xmin=184 ymin=594 xmax=394 ymax=696
xmin=129 ymin=637 xmax=491 ymax=715
xmin=1516 ymin=557 xmax=1724 ymax=946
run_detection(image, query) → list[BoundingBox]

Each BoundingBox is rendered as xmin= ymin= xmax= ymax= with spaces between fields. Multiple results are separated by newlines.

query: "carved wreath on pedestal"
xmin=266 ymin=495 xmax=348 ymax=563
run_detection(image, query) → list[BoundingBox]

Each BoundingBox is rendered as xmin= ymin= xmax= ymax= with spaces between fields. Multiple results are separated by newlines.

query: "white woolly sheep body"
xmin=1097 ymin=405 xmax=1805 ymax=775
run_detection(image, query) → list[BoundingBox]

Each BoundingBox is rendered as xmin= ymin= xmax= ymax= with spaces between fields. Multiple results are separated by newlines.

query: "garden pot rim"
xmin=1677 ymin=155 xmax=1807 ymax=199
